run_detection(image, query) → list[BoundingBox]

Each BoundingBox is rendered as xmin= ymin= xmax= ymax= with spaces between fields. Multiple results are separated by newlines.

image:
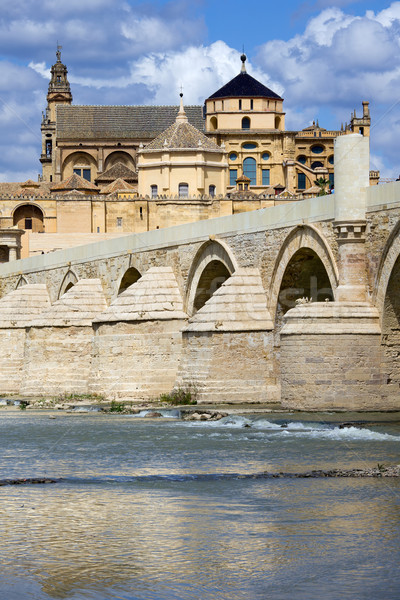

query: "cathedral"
xmin=0 ymin=49 xmax=377 ymax=259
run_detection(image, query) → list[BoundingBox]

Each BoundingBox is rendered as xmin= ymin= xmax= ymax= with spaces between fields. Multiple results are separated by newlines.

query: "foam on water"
xmin=186 ymin=415 xmax=400 ymax=441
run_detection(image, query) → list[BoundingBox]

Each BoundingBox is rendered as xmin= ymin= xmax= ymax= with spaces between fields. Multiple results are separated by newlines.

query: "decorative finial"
xmin=240 ymin=51 xmax=247 ymax=73
xmin=56 ymin=43 xmax=62 ymax=62
xmin=176 ymin=88 xmax=188 ymax=123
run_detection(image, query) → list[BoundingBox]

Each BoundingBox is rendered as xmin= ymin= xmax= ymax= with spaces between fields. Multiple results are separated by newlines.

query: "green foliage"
xmin=18 ymin=401 xmax=28 ymax=410
xmin=314 ymin=177 xmax=330 ymax=196
xmin=109 ymin=400 xmax=125 ymax=413
xmin=377 ymin=463 xmax=387 ymax=473
xmin=159 ymin=385 xmax=197 ymax=406
xmin=58 ymin=393 xmax=105 ymax=403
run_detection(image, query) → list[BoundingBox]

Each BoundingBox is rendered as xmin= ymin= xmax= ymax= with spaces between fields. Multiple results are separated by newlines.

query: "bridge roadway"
xmin=0 ymin=135 xmax=398 ymax=409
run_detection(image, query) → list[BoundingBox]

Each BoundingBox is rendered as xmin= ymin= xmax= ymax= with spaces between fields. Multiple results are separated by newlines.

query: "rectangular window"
xmin=329 ymin=172 xmax=334 ymax=189
xmin=25 ymin=218 xmax=32 ymax=230
xmin=229 ymin=169 xmax=237 ymax=186
xmin=73 ymin=168 xmax=91 ymax=181
xmin=262 ymin=169 xmax=270 ymax=186
xmin=298 ymin=172 xmax=306 ymax=190
xmin=239 ymin=99 xmax=242 ymax=110
xmin=140 ymin=207 xmax=143 ymax=220
xmin=116 ymin=217 xmax=122 ymax=228
xmin=250 ymin=99 xmax=253 ymax=110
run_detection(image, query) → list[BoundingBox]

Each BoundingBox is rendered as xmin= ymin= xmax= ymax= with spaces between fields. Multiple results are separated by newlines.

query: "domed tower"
xmin=204 ymin=54 xmax=288 ymax=192
xmin=40 ymin=46 xmax=72 ymax=182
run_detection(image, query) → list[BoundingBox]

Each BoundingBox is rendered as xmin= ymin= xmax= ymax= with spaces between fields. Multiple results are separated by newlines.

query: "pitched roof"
xmin=50 ymin=173 xmax=99 ymax=193
xmin=95 ymin=162 xmax=137 ymax=183
xmin=101 ymin=178 xmax=136 ymax=195
xmin=56 ymin=105 xmax=204 ymax=140
xmin=185 ymin=268 xmax=273 ymax=332
xmin=143 ymin=119 xmax=222 ymax=152
xmin=94 ymin=267 xmax=187 ymax=323
xmin=207 ymin=72 xmax=282 ymax=101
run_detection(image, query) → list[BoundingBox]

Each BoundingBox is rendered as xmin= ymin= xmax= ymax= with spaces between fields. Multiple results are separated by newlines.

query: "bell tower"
xmin=40 ymin=46 xmax=72 ymax=182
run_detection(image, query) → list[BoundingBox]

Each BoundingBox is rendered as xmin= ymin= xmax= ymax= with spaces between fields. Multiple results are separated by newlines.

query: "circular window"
xmin=311 ymin=145 xmax=324 ymax=154
xmin=262 ymin=152 xmax=270 ymax=161
xmin=297 ymin=155 xmax=307 ymax=164
xmin=242 ymin=143 xmax=257 ymax=150
xmin=328 ymin=155 xmax=334 ymax=165
xmin=229 ymin=153 xmax=237 ymax=161
xmin=311 ymin=161 xmax=324 ymax=170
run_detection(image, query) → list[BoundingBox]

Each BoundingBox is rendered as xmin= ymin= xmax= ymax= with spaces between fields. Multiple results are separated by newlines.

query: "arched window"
xmin=328 ymin=155 xmax=334 ymax=165
xmin=210 ymin=116 xmax=218 ymax=131
xmin=151 ymin=184 xmax=158 ymax=198
xmin=243 ymin=157 xmax=256 ymax=185
xmin=297 ymin=155 xmax=307 ymax=164
xmin=179 ymin=183 xmax=189 ymax=198
xmin=311 ymin=161 xmax=324 ymax=170
xmin=275 ymin=116 xmax=281 ymax=129
xmin=209 ymin=185 xmax=216 ymax=198
xmin=241 ymin=117 xmax=250 ymax=130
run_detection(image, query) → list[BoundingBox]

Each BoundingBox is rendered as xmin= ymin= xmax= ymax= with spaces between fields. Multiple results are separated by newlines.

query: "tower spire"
xmin=240 ymin=51 xmax=247 ymax=74
xmin=176 ymin=90 xmax=188 ymax=123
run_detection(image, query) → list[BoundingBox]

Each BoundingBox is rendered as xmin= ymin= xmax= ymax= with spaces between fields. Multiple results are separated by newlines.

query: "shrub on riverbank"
xmin=159 ymin=385 xmax=197 ymax=405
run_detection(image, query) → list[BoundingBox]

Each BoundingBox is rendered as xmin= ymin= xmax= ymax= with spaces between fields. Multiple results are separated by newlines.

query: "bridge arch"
xmin=58 ymin=270 xmax=78 ymax=298
xmin=374 ymin=221 xmax=400 ymax=313
xmin=15 ymin=275 xmax=29 ymax=289
xmin=117 ymin=267 xmax=142 ymax=295
xmin=185 ymin=239 xmax=238 ymax=315
xmin=269 ymin=224 xmax=339 ymax=324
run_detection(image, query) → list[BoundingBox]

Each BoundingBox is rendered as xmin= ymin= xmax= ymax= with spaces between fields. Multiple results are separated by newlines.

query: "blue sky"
xmin=0 ymin=0 xmax=398 ymax=181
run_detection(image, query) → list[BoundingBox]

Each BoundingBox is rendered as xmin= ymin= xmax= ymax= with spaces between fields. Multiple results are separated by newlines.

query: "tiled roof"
xmin=0 ymin=181 xmax=52 ymax=197
xmin=207 ymin=72 xmax=282 ymax=101
xmin=56 ymin=105 xmax=204 ymax=140
xmin=50 ymin=173 xmax=99 ymax=192
xmin=143 ymin=120 xmax=221 ymax=151
xmin=95 ymin=162 xmax=137 ymax=183
xmin=101 ymin=178 xmax=136 ymax=194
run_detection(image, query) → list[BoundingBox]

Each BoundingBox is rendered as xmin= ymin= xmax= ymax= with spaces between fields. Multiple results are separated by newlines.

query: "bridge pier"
xmin=90 ymin=267 xmax=188 ymax=401
xmin=176 ymin=268 xmax=279 ymax=403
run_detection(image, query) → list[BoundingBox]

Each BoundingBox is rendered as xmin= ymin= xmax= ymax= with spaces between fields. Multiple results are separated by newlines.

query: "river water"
xmin=0 ymin=410 xmax=399 ymax=600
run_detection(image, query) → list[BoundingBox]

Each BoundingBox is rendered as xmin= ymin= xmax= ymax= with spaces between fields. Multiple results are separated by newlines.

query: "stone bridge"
xmin=0 ymin=134 xmax=399 ymax=410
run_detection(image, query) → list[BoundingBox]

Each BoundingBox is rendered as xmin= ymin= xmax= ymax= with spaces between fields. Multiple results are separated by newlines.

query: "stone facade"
xmin=0 ymin=136 xmax=398 ymax=409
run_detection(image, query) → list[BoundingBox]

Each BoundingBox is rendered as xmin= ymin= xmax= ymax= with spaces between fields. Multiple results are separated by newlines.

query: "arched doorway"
xmin=118 ymin=267 xmax=141 ymax=294
xmin=13 ymin=205 xmax=44 ymax=232
xmin=381 ymin=254 xmax=400 ymax=386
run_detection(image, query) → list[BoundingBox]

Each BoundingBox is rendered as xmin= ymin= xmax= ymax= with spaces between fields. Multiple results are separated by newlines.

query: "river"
xmin=0 ymin=410 xmax=399 ymax=599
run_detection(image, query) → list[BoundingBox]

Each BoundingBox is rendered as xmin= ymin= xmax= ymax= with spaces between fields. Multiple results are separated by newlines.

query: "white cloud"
xmin=127 ymin=41 xmax=281 ymax=105
xmin=255 ymin=3 xmax=400 ymax=178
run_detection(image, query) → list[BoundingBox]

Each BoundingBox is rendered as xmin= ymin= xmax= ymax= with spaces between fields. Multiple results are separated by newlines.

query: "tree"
xmin=314 ymin=177 xmax=330 ymax=196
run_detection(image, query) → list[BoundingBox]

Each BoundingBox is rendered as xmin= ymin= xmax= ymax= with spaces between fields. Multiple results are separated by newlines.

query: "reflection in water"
xmin=0 ymin=414 xmax=399 ymax=599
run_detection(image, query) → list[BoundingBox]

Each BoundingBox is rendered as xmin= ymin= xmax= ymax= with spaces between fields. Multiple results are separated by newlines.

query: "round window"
xmin=311 ymin=145 xmax=324 ymax=154
xmin=297 ymin=155 xmax=307 ymax=164
xmin=262 ymin=152 xmax=270 ymax=161
xmin=328 ymin=155 xmax=334 ymax=164
xmin=229 ymin=153 xmax=237 ymax=161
